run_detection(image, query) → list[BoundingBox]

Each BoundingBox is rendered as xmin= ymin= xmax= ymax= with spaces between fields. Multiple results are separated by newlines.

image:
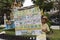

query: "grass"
xmin=0 ymin=27 xmax=60 ymax=40
xmin=0 ymin=27 xmax=15 ymax=35
xmin=5 ymin=29 xmax=15 ymax=35
xmin=49 ymin=30 xmax=60 ymax=40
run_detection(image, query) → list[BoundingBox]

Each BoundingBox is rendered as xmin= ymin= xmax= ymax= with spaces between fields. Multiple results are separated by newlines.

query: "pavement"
xmin=0 ymin=39 xmax=5 ymax=40
xmin=0 ymin=34 xmax=36 ymax=40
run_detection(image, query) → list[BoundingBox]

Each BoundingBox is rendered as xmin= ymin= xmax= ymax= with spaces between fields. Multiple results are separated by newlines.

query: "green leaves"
xmin=43 ymin=2 xmax=53 ymax=11
xmin=33 ymin=0 xmax=53 ymax=11
xmin=0 ymin=0 xmax=13 ymax=8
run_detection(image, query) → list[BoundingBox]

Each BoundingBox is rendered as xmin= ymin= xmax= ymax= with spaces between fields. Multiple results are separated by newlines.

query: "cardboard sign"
xmin=13 ymin=5 xmax=42 ymax=35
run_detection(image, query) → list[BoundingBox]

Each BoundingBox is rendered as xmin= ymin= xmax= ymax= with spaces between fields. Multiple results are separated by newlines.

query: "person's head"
xmin=13 ymin=2 xmax=18 ymax=7
xmin=6 ymin=20 xmax=11 ymax=24
xmin=17 ymin=2 xmax=23 ymax=7
xmin=41 ymin=16 xmax=48 ymax=24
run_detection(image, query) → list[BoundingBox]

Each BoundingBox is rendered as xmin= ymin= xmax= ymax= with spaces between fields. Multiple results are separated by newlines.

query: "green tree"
xmin=32 ymin=0 xmax=53 ymax=12
xmin=16 ymin=0 xmax=25 ymax=3
xmin=0 ymin=0 xmax=14 ymax=20
xmin=0 ymin=0 xmax=13 ymax=9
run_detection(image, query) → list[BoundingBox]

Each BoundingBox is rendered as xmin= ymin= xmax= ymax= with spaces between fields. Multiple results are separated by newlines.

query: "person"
xmin=5 ymin=20 xmax=11 ymax=29
xmin=41 ymin=16 xmax=50 ymax=32
xmin=41 ymin=16 xmax=50 ymax=40
xmin=10 ymin=19 xmax=15 ymax=29
xmin=17 ymin=2 xmax=23 ymax=7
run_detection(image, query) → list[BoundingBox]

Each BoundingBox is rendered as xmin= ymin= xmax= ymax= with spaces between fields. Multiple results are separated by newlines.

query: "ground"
xmin=0 ymin=27 xmax=15 ymax=35
xmin=0 ymin=27 xmax=60 ymax=40
xmin=49 ymin=30 xmax=60 ymax=40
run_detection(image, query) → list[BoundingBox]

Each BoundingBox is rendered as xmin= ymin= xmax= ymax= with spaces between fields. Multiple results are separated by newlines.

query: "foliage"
xmin=0 ymin=0 xmax=13 ymax=8
xmin=33 ymin=0 xmax=53 ymax=11
xmin=0 ymin=0 xmax=14 ymax=15
xmin=16 ymin=0 xmax=25 ymax=3
xmin=43 ymin=2 xmax=53 ymax=11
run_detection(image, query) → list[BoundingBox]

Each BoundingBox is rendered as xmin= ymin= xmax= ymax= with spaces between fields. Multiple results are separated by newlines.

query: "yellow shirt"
xmin=41 ymin=23 xmax=50 ymax=32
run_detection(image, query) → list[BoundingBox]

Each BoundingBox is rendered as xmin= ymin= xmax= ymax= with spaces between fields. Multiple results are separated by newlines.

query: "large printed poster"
xmin=14 ymin=6 xmax=42 ymax=35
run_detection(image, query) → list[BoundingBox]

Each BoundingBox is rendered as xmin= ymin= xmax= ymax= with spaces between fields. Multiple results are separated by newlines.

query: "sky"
xmin=23 ymin=0 xmax=34 ymax=7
